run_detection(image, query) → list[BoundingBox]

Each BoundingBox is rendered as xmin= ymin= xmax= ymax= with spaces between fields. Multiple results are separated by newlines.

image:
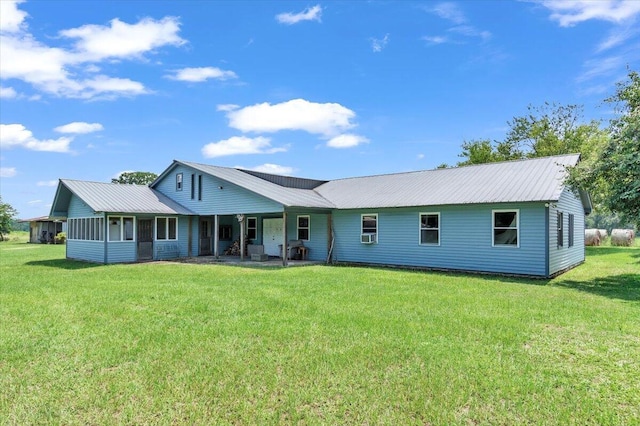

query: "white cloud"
xmin=54 ymin=122 xmax=104 ymax=134
xmin=37 ymin=180 xmax=58 ymax=187
xmin=242 ymin=163 xmax=296 ymax=175
xmin=0 ymin=86 xmax=17 ymax=98
xmin=448 ymin=25 xmax=491 ymax=41
xmin=59 ymin=17 xmax=185 ymax=61
xmin=0 ymin=124 xmax=73 ymax=153
xmin=201 ymin=136 xmax=287 ymax=158
xmin=577 ymin=55 xmax=624 ymax=82
xmin=216 ymin=103 xmax=240 ymax=112
xmin=326 ymin=133 xmax=369 ymax=149
xmin=540 ymin=0 xmax=640 ymax=27
xmin=167 ymin=67 xmax=237 ymax=82
xmin=417 ymin=153 xmax=425 ymax=160
xmin=370 ymin=34 xmax=390 ymax=52
xmin=0 ymin=0 xmax=27 ymax=33
xmin=596 ymin=24 xmax=640 ymax=52
xmin=225 ymin=99 xmax=356 ymax=136
xmin=422 ymin=35 xmax=450 ymax=45
xmin=276 ymin=4 xmax=322 ymax=25
xmin=427 ymin=2 xmax=467 ymax=24
xmin=27 ymin=199 xmax=42 ymax=205
xmin=0 ymin=2 xmax=184 ymax=100
xmin=0 ymin=167 xmax=17 ymax=178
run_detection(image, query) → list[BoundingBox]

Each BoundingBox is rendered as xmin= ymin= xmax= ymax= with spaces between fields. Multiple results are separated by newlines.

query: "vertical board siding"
xmin=154 ymin=164 xmax=283 ymax=215
xmin=549 ymin=188 xmax=586 ymax=275
xmin=332 ymin=204 xmax=548 ymax=276
xmin=67 ymin=195 xmax=105 ymax=263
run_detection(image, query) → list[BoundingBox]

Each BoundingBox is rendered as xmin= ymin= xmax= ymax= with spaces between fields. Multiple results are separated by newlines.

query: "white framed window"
xmin=419 ymin=212 xmax=440 ymax=245
xmin=247 ymin=217 xmax=257 ymax=240
xmin=156 ymin=217 xmax=178 ymax=241
xmin=492 ymin=210 xmax=519 ymax=247
xmin=361 ymin=213 xmax=378 ymax=243
xmin=68 ymin=217 xmax=104 ymax=241
xmin=108 ymin=216 xmax=135 ymax=242
xmin=297 ymin=215 xmax=310 ymax=241
xmin=176 ymin=173 xmax=183 ymax=191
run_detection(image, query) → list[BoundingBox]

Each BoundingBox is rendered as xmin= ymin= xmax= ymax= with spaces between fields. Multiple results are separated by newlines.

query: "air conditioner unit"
xmin=361 ymin=233 xmax=376 ymax=244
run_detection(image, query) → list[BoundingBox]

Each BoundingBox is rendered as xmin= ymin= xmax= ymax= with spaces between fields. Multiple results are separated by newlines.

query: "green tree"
xmin=0 ymin=197 xmax=18 ymax=241
xmin=111 ymin=171 xmax=158 ymax=185
xmin=569 ymin=70 xmax=640 ymax=228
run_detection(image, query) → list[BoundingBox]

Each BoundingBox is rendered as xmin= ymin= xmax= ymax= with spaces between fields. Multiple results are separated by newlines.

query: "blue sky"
xmin=1 ymin=0 xmax=639 ymax=219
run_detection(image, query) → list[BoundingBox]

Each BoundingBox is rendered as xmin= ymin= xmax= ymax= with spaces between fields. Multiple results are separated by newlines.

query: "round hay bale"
xmin=611 ymin=229 xmax=635 ymax=247
xmin=585 ymin=229 xmax=601 ymax=246
xmin=597 ymin=229 xmax=608 ymax=240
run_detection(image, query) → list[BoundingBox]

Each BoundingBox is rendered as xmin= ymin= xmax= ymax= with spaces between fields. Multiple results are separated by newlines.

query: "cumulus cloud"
xmin=201 ymin=136 xmax=287 ymax=158
xmin=0 ymin=124 xmax=73 ymax=153
xmin=276 ymin=4 xmax=322 ymax=25
xmin=0 ymin=1 xmax=184 ymax=99
xmin=242 ymin=163 xmax=295 ymax=175
xmin=0 ymin=86 xmax=17 ymax=98
xmin=539 ymin=0 xmax=640 ymax=27
xmin=166 ymin=66 xmax=237 ymax=82
xmin=225 ymin=99 xmax=356 ymax=136
xmin=37 ymin=180 xmax=58 ymax=187
xmin=0 ymin=167 xmax=17 ymax=178
xmin=54 ymin=121 xmax=104 ymax=134
xmin=326 ymin=133 xmax=369 ymax=148
xmin=370 ymin=34 xmax=390 ymax=52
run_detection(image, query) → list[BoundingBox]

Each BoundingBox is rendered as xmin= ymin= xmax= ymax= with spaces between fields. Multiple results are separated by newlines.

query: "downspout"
xmin=544 ymin=204 xmax=550 ymax=277
xmin=282 ymin=211 xmax=288 ymax=267
xmin=240 ymin=215 xmax=245 ymax=261
xmin=214 ymin=214 xmax=219 ymax=259
xmin=103 ymin=212 xmax=108 ymax=264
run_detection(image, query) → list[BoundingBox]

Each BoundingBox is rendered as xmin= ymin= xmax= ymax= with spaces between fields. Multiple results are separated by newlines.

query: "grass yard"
xmin=1 ymin=239 xmax=638 ymax=425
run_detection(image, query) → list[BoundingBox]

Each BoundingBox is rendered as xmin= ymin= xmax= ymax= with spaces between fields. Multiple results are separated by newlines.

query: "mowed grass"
xmin=1 ymin=240 xmax=638 ymax=425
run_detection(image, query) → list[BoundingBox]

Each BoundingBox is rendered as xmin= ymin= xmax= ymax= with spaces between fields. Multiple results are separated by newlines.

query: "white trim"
xmin=419 ymin=212 xmax=440 ymax=246
xmin=492 ymin=209 xmax=519 ymax=248
xmin=67 ymin=217 xmax=105 ymax=242
xmin=107 ymin=215 xmax=136 ymax=242
xmin=247 ymin=216 xmax=258 ymax=241
xmin=361 ymin=213 xmax=378 ymax=244
xmin=297 ymin=215 xmax=310 ymax=241
xmin=155 ymin=216 xmax=179 ymax=241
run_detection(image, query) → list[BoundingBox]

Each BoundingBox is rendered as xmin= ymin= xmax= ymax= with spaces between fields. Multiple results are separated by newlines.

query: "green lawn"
xmin=1 ymin=240 xmax=638 ymax=425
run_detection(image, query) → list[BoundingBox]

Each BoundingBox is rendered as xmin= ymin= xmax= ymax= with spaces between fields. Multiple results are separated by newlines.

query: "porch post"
xmin=214 ymin=214 xmax=219 ymax=259
xmin=187 ymin=217 xmax=193 ymax=257
xmin=240 ymin=216 xmax=245 ymax=261
xmin=282 ymin=211 xmax=288 ymax=267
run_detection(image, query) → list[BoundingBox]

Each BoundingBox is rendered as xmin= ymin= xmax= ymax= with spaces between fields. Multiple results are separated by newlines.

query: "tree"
xmin=457 ymin=103 xmax=606 ymax=166
xmin=0 ymin=197 xmax=18 ymax=241
xmin=111 ymin=171 xmax=158 ymax=185
xmin=569 ymin=70 xmax=640 ymax=228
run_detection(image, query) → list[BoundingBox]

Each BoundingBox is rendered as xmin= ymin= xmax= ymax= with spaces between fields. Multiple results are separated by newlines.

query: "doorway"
xmin=262 ymin=218 xmax=283 ymax=256
xmin=200 ymin=219 xmax=211 ymax=255
xmin=137 ymin=219 xmax=153 ymax=261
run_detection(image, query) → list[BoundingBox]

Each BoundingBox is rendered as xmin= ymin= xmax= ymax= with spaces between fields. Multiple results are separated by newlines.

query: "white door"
xmin=263 ymin=218 xmax=283 ymax=256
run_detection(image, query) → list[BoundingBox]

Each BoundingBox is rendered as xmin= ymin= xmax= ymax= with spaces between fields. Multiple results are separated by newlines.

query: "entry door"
xmin=137 ymin=219 xmax=153 ymax=260
xmin=200 ymin=219 xmax=211 ymax=255
xmin=262 ymin=218 xmax=283 ymax=256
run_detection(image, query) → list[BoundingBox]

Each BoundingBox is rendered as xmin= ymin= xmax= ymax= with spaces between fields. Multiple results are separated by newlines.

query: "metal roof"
xmin=314 ymin=154 xmax=582 ymax=209
xmin=55 ymin=179 xmax=196 ymax=215
xmin=174 ymin=161 xmax=335 ymax=209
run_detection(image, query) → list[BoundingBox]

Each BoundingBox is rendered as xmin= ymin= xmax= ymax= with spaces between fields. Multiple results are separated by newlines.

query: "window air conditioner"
xmin=361 ymin=233 xmax=376 ymax=244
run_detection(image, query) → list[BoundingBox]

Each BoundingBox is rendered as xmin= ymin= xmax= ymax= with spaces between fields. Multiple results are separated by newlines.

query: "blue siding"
xmin=286 ymin=212 xmax=329 ymax=261
xmin=67 ymin=195 xmax=105 ymax=263
xmin=332 ymin=203 xmax=548 ymax=276
xmin=154 ymin=164 xmax=283 ymax=215
xmin=549 ymin=188 xmax=586 ymax=275
xmin=107 ymin=242 xmax=137 ymax=263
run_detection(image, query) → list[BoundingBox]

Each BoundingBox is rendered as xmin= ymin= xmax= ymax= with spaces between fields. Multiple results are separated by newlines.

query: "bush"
xmin=55 ymin=232 xmax=67 ymax=244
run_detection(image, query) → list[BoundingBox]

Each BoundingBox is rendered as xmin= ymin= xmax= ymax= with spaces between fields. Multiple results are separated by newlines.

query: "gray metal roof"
xmin=314 ymin=154 xmax=581 ymax=209
xmin=175 ymin=161 xmax=335 ymax=209
xmin=56 ymin=179 xmax=195 ymax=215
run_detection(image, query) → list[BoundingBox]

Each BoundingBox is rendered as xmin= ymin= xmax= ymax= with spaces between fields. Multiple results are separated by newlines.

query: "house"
xmin=19 ymin=216 xmax=66 ymax=243
xmin=49 ymin=153 xmax=591 ymax=277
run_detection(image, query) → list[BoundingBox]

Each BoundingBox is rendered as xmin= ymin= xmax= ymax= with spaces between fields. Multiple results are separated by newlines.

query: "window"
xmin=493 ymin=210 xmax=518 ymax=247
xmin=176 ymin=173 xmax=183 ymax=191
xmin=108 ymin=216 xmax=135 ymax=242
xmin=68 ymin=217 xmax=104 ymax=241
xmin=361 ymin=214 xmax=378 ymax=243
xmin=191 ymin=174 xmax=195 ymax=199
xmin=568 ymin=214 xmax=575 ymax=247
xmin=420 ymin=213 xmax=440 ymax=245
xmin=219 ymin=225 xmax=232 ymax=241
xmin=156 ymin=217 xmax=178 ymax=241
xmin=297 ymin=215 xmax=310 ymax=241
xmin=247 ymin=217 xmax=257 ymax=240
xmin=557 ymin=211 xmax=564 ymax=247
xmin=198 ymin=175 xmax=203 ymax=201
